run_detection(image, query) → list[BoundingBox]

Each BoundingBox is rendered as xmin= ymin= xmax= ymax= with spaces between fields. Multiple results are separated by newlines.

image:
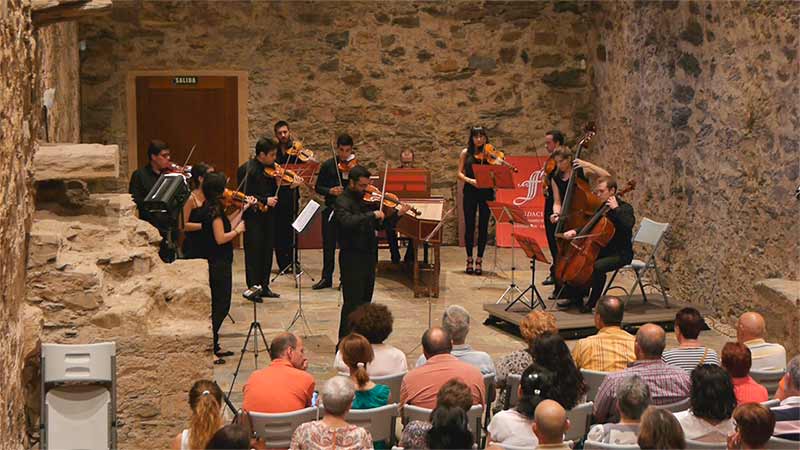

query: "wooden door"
xmin=135 ymin=76 xmax=239 ymax=181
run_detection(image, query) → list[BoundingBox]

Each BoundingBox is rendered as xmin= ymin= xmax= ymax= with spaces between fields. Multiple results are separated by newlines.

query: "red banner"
xmin=495 ymin=156 xmax=550 ymax=248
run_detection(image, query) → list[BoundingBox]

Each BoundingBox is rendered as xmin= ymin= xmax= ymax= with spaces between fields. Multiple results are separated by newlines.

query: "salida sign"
xmin=495 ymin=155 xmax=550 ymax=248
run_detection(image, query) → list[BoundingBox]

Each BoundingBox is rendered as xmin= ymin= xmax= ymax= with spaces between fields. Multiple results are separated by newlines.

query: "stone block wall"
xmin=38 ymin=21 xmax=80 ymax=143
xmin=586 ymin=1 xmax=799 ymax=321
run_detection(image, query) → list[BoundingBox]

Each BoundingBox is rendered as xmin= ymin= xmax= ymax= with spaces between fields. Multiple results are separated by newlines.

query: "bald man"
xmin=593 ymin=323 xmax=690 ymax=423
xmin=737 ymin=312 xmax=787 ymax=371
xmin=533 ymin=400 xmax=571 ymax=450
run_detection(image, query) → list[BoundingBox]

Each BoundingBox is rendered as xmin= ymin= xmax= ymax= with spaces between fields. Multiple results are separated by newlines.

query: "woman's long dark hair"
xmin=201 ymin=172 xmax=227 ymax=219
xmin=532 ymin=332 xmax=587 ymax=410
xmin=189 ymin=162 xmax=212 ymax=190
xmin=516 ymin=362 xmax=555 ymax=419
xmin=466 ymin=126 xmax=489 ymax=155
xmin=690 ymin=364 xmax=737 ymax=422
xmin=426 ymin=405 xmax=474 ymax=449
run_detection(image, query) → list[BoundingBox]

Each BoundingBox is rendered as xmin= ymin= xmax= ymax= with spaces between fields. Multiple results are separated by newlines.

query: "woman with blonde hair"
xmin=172 ymin=380 xmax=224 ymax=450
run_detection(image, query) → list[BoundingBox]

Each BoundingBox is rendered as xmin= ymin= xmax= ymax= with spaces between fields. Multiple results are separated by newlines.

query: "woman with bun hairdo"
xmin=339 ymin=333 xmax=390 ymax=448
xmin=171 ymin=380 xmax=224 ymax=450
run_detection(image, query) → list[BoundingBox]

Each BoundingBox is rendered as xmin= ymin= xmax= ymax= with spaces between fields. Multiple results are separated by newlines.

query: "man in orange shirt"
xmin=400 ymin=327 xmax=486 ymax=409
xmin=243 ymin=332 xmax=315 ymax=413
xmin=571 ymin=297 xmax=636 ymax=372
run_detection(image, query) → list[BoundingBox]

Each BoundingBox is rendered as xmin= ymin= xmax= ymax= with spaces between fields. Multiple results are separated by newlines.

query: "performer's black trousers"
xmin=463 ymin=191 xmax=490 ymax=258
xmin=543 ymin=198 xmax=558 ymax=274
xmin=582 ymin=252 xmax=630 ymax=308
xmin=337 ymin=249 xmax=377 ymax=340
xmin=209 ymin=260 xmax=232 ymax=352
xmin=320 ymin=206 xmax=337 ymax=281
xmin=274 ymin=191 xmax=298 ymax=270
xmin=243 ymin=215 xmax=274 ymax=288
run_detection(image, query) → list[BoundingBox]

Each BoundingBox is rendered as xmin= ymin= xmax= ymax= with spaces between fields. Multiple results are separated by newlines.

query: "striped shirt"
xmin=594 ymin=359 xmax=691 ymax=423
xmin=572 ymin=326 xmax=636 ymax=372
xmin=772 ymin=396 xmax=800 ymax=441
xmin=744 ymin=339 xmax=787 ymax=371
xmin=662 ymin=346 xmax=720 ymax=373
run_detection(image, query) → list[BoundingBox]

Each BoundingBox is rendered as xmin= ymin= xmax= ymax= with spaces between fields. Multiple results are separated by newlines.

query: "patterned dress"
xmin=290 ymin=421 xmax=373 ymax=450
xmin=493 ymin=349 xmax=534 ymax=411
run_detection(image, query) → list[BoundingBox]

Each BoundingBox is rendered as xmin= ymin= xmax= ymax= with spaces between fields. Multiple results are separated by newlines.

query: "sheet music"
xmin=293 ymin=199 xmax=321 ymax=233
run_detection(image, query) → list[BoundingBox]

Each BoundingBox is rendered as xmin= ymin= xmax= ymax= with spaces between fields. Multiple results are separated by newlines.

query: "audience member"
xmin=416 ymin=305 xmax=495 ymax=375
xmin=737 ymin=312 xmax=787 ymax=371
xmin=494 ymin=310 xmax=557 ymax=410
xmin=532 ymin=400 xmax=571 ymax=450
xmin=400 ymin=327 xmax=485 ymax=409
xmin=771 ymin=355 xmax=800 ymax=441
xmin=572 ymin=297 xmax=636 ymax=372
xmin=243 ymin=332 xmax=315 ymax=413
xmin=205 ymin=424 xmax=250 ymax=450
xmin=487 ymin=363 xmax=554 ymax=448
xmin=674 ymin=364 xmax=736 ymax=442
xmin=399 ymin=379 xmax=473 ymax=449
xmin=333 ymin=303 xmax=408 ymax=377
xmin=662 ymin=307 xmax=720 ymax=373
xmin=172 ymin=380 xmax=224 ymax=450
xmin=593 ymin=323 xmax=690 ymax=423
xmin=290 ymin=377 xmax=373 ymax=450
xmin=533 ymin=332 xmax=587 ymax=409
xmin=637 ymin=407 xmax=686 ymax=450
xmin=727 ymin=403 xmax=776 ymax=450
xmin=426 ymin=405 xmax=474 ymax=450
xmin=721 ymin=342 xmax=768 ymax=404
xmin=587 ymin=375 xmax=650 ymax=445
xmin=338 ymin=333 xmax=389 ymax=448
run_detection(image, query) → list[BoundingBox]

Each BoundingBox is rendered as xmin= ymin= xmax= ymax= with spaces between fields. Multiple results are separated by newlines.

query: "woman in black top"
xmin=201 ymin=172 xmax=255 ymax=364
xmin=181 ymin=163 xmax=213 ymax=259
xmin=457 ymin=126 xmax=495 ymax=275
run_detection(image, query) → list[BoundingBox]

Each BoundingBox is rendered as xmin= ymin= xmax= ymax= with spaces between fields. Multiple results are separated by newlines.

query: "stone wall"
xmin=78 ymin=0 xmax=595 ymax=243
xmin=586 ymin=1 xmax=799 ymax=323
xmin=0 ymin=0 xmax=38 ymax=448
xmin=38 ymin=21 xmax=80 ymax=143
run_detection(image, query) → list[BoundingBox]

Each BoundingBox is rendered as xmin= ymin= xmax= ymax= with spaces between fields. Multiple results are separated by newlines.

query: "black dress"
xmin=462 ymin=151 xmax=494 ymax=258
xmin=201 ymin=204 xmax=233 ymax=353
xmin=181 ymin=196 xmax=208 ymax=259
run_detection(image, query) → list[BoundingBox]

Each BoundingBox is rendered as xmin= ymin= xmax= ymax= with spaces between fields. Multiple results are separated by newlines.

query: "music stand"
xmin=286 ymin=199 xmax=321 ymax=336
xmin=487 ymin=201 xmax=531 ymax=305
xmin=506 ymin=233 xmax=549 ymax=312
xmin=472 ymin=165 xmax=515 ymax=280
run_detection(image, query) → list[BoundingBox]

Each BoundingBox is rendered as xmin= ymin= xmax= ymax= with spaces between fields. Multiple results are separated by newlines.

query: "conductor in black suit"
xmin=334 ymin=165 xmax=410 ymax=340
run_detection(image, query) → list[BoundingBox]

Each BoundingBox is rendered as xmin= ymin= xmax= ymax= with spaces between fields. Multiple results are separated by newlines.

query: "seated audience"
xmin=426 ymin=405 xmax=474 ymax=450
xmin=333 ymin=303 xmax=408 ymax=377
xmin=662 ymin=307 xmax=720 ymax=372
xmin=290 ymin=377 xmax=373 ymax=450
xmin=637 ymin=407 xmax=686 ymax=450
xmin=673 ymin=364 xmax=736 ymax=442
xmin=532 ymin=400 xmax=571 ymax=450
xmin=400 ymin=327 xmax=485 ymax=409
xmin=205 ymin=424 xmax=250 ymax=450
xmin=727 ymin=403 xmax=776 ymax=450
xmin=737 ymin=312 xmax=787 ymax=371
xmin=243 ymin=332 xmax=315 ymax=413
xmin=771 ymin=355 xmax=800 ymax=441
xmin=172 ymin=380 xmax=224 ymax=450
xmin=339 ymin=333 xmax=389 ymax=448
xmin=487 ymin=363 xmax=554 ymax=448
xmin=533 ymin=332 xmax=587 ymax=409
xmin=572 ymin=297 xmax=636 ymax=372
xmin=416 ymin=305 xmax=495 ymax=375
xmin=494 ymin=310 xmax=557 ymax=410
xmin=721 ymin=341 xmax=768 ymax=404
xmin=594 ymin=323 xmax=691 ymax=423
xmin=399 ymin=379 xmax=473 ymax=449
xmin=587 ymin=375 xmax=650 ymax=445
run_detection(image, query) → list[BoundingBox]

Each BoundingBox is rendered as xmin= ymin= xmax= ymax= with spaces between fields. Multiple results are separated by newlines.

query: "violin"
xmin=338 ymin=158 xmax=358 ymax=173
xmin=362 ymin=185 xmax=421 ymax=216
xmin=163 ymin=163 xmax=192 ymax=177
xmin=285 ymin=140 xmax=315 ymax=162
xmin=223 ymin=189 xmax=268 ymax=212
xmin=541 ymin=154 xmax=557 ymax=197
xmin=264 ymin=163 xmax=303 ymax=185
xmin=474 ymin=144 xmax=518 ymax=172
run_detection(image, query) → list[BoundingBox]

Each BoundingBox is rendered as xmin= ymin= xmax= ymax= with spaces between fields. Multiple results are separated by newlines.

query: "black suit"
xmin=582 ymin=199 xmax=636 ymax=308
xmin=314 ymin=157 xmax=346 ymax=281
xmin=237 ymin=159 xmax=277 ymax=289
xmin=274 ymin=145 xmax=304 ymax=270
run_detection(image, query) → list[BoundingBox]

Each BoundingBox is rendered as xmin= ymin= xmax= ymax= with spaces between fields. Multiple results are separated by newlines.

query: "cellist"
xmin=557 ymin=176 xmax=635 ymax=313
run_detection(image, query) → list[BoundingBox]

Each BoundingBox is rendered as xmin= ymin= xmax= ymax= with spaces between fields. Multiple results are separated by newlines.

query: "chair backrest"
xmin=684 ymin=439 xmax=727 ymax=449
xmin=45 ymin=386 xmax=111 ymax=450
xmin=484 ymin=372 xmax=497 ymax=405
xmin=42 ymin=342 xmax=116 ymax=383
xmin=506 ymin=373 xmax=522 ymax=408
xmin=584 ymin=440 xmax=641 ymax=450
xmin=632 ymin=218 xmax=669 ymax=248
xmin=750 ymin=369 xmax=786 ymax=397
xmin=565 ymin=401 xmax=594 ymax=442
xmin=580 ymin=369 xmax=609 ymax=402
xmin=402 ymin=404 xmax=483 ymax=444
xmin=248 ymin=406 xmax=320 ymax=448
xmin=765 ymin=436 xmax=799 ymax=449
xmin=345 ymin=403 xmax=398 ymax=444
xmin=655 ymin=397 xmax=690 ymax=413
xmin=372 ymin=371 xmax=407 ymax=405
xmin=761 ymin=399 xmax=780 ymax=408
xmin=466 ymin=404 xmax=484 ymax=444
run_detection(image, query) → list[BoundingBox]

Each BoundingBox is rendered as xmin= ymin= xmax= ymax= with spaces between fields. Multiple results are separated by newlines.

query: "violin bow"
xmin=378 ymin=161 xmax=389 ymax=218
xmin=331 ymin=137 xmax=343 ymax=187
xmin=180 ymin=144 xmax=197 ymax=169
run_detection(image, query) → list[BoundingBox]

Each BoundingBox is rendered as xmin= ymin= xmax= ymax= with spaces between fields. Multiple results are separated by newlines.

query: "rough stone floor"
xmin=215 ymin=246 xmax=733 ymax=406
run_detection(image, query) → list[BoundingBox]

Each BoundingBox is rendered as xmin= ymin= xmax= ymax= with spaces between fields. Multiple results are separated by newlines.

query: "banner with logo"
xmin=495 ymin=155 xmax=550 ymax=248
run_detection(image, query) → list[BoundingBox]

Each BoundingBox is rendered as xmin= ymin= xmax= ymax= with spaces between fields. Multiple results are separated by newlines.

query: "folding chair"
xmin=248 ymin=406 xmax=321 ymax=448
xmin=565 ymin=401 xmax=593 ymax=442
xmin=584 ymin=441 xmax=640 ymax=450
xmin=580 ymin=369 xmax=609 ymax=402
xmin=603 ymin=218 xmax=670 ymax=306
xmin=484 ymin=372 xmax=496 ymax=427
xmin=41 ymin=342 xmax=117 ymax=450
xmin=346 ymin=403 xmax=399 ymax=446
xmin=760 ymin=398 xmax=780 ymax=408
xmin=750 ymin=369 xmax=785 ymax=397
xmin=655 ymin=397 xmax=690 ymax=413
xmin=684 ymin=439 xmax=727 ymax=449
xmin=403 ymin=404 xmax=484 ymax=444
xmin=765 ymin=436 xmax=799 ymax=449
xmin=504 ymin=373 xmax=522 ymax=409
xmin=372 ymin=371 xmax=407 ymax=405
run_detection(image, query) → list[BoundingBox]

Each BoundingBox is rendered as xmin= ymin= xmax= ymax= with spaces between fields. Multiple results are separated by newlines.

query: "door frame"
xmin=125 ymin=70 xmax=249 ymax=177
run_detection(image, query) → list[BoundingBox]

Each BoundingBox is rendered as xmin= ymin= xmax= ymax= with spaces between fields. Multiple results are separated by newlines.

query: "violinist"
xmin=558 ymin=177 xmax=635 ymax=313
xmin=200 ymin=171 xmax=255 ymax=364
xmin=542 ymin=130 xmax=566 ymax=286
xmin=334 ymin=165 xmax=410 ymax=339
xmin=274 ymin=120 xmax=304 ymax=273
xmin=457 ymin=126 xmax=494 ymax=275
xmin=312 ymin=133 xmax=356 ymax=290
xmin=236 ymin=137 xmax=280 ymax=299
xmin=180 ymin=163 xmax=214 ymax=259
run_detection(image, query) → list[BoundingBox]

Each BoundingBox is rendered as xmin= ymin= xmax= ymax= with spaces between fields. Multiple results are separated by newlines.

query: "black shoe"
xmin=262 ymin=288 xmax=280 ymax=298
xmin=556 ymin=299 xmax=574 ymax=309
xmin=543 ymin=275 xmax=555 ymax=286
xmin=312 ymin=279 xmax=332 ymax=290
xmin=215 ymin=350 xmax=234 ymax=358
xmin=580 ymin=305 xmax=593 ymax=314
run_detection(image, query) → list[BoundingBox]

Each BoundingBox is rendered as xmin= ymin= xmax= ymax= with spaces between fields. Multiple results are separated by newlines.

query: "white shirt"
xmin=674 ymin=410 xmax=735 ymax=442
xmin=745 ymin=339 xmax=787 ymax=371
xmin=333 ymin=343 xmax=408 ymax=377
xmin=416 ymin=344 xmax=496 ymax=376
xmin=487 ymin=409 xmax=538 ymax=447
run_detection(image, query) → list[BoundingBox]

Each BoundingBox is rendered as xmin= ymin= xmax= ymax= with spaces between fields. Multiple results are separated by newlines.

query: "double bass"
xmin=553 ymin=123 xmax=598 ymax=236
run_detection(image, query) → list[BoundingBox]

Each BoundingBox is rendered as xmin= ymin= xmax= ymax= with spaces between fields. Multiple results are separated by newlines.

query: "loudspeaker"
xmin=142 ymin=173 xmax=190 ymax=218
